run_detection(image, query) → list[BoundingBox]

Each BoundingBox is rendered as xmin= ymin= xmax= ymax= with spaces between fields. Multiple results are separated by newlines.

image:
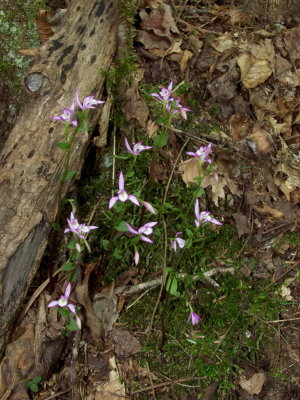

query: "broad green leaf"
xmin=102 ymin=239 xmax=110 ymax=250
xmin=60 ymin=170 xmax=77 ymax=182
xmin=56 ymin=141 xmax=71 ymax=151
xmin=66 ymin=319 xmax=80 ymax=331
xmin=154 ymin=131 xmax=168 ymax=148
xmin=115 ymin=221 xmax=128 ymax=232
xmin=61 ymin=262 xmax=75 ymax=271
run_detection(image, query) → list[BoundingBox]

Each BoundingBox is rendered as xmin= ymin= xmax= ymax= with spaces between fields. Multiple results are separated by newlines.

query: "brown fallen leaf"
xmin=232 ymin=212 xmax=251 ymax=238
xmin=246 ymin=126 xmax=275 ymax=157
xmin=229 ymin=114 xmax=250 ymax=139
xmin=237 ymin=53 xmax=272 ymax=89
xmin=37 ymin=10 xmax=54 ymax=43
xmin=274 ymin=163 xmax=300 ymax=201
xmin=227 ymin=9 xmax=252 ymax=25
xmin=252 ymin=204 xmax=285 ymax=219
xmin=112 ymin=328 xmax=141 ymax=357
xmin=93 ymin=283 xmax=119 ymax=337
xmin=76 ymin=263 xmax=104 ymax=349
xmin=239 ymin=372 xmax=266 ymax=395
xmin=94 ymin=356 xmax=125 ymax=400
xmin=180 ymin=49 xmax=193 ymax=73
xmin=211 ymin=34 xmax=235 ymax=53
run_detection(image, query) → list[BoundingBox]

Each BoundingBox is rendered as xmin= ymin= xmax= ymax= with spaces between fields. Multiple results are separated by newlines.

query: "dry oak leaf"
xmin=237 ymin=53 xmax=272 ymax=89
xmin=140 ymin=3 xmax=179 ymax=36
xmin=229 ymin=114 xmax=250 ymax=140
xmin=246 ymin=127 xmax=275 ymax=157
xmin=211 ymin=34 xmax=235 ymax=53
xmin=274 ymin=163 xmax=300 ymax=201
xmin=180 ymin=49 xmax=193 ymax=73
xmin=37 ymin=10 xmax=54 ymax=43
xmin=239 ymin=372 xmax=266 ymax=395
xmin=239 ymin=39 xmax=275 ymax=62
xmin=284 ymin=27 xmax=300 ymax=63
xmin=252 ymin=204 xmax=285 ymax=219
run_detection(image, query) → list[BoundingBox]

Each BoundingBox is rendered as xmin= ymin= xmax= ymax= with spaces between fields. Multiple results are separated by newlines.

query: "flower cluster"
xmin=151 ymin=81 xmax=191 ymax=120
xmin=52 ymin=89 xmax=105 ymax=126
xmin=64 ymin=212 xmax=98 ymax=239
xmin=186 ymin=143 xmax=213 ymax=164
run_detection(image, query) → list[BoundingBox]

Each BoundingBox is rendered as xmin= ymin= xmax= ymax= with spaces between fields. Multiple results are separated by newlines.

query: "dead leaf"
xmin=246 ymin=126 xmax=275 ymax=157
xmin=278 ymin=69 xmax=300 ymax=87
xmin=94 ymin=356 xmax=125 ymax=400
xmin=18 ymin=48 xmax=39 ymax=56
xmin=37 ymin=10 xmax=54 ymax=43
xmin=112 ymin=328 xmax=141 ymax=357
xmin=280 ymin=285 xmax=293 ymax=300
xmin=121 ymin=85 xmax=149 ymax=128
xmin=76 ymin=263 xmax=104 ymax=348
xmin=146 ymin=119 xmax=158 ymax=138
xmin=274 ymin=164 xmax=300 ymax=201
xmin=252 ymin=204 xmax=285 ymax=219
xmin=140 ymin=3 xmax=179 ymax=35
xmin=180 ymin=49 xmax=193 ymax=73
xmin=239 ymin=372 xmax=266 ymax=395
xmin=93 ymin=283 xmax=119 ymax=337
xmin=274 ymin=55 xmax=292 ymax=78
xmin=229 ymin=114 xmax=250 ymax=139
xmin=284 ymin=28 xmax=300 ymax=63
xmin=237 ymin=53 xmax=272 ymax=89
xmin=211 ymin=35 xmax=235 ymax=53
xmin=233 ymin=212 xmax=251 ymax=238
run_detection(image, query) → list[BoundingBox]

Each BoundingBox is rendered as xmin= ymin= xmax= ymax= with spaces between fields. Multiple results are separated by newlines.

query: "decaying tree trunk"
xmin=0 ymin=0 xmax=117 ymax=355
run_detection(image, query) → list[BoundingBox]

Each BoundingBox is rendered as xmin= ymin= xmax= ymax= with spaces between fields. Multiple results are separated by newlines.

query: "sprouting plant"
xmin=27 ymin=376 xmax=42 ymax=393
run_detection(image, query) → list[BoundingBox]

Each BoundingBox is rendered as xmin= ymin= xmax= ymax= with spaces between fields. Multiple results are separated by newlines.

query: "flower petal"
xmin=119 ymin=171 xmax=125 ymax=191
xmin=48 ymin=301 xmax=59 ymax=308
xmin=64 ymin=283 xmax=71 ymax=298
xmin=140 ymin=235 xmax=153 ymax=243
xmin=109 ymin=196 xmax=118 ymax=209
xmin=194 ymin=199 xmax=200 ymax=220
xmin=129 ymin=195 xmax=140 ymax=206
xmin=67 ymin=304 xmax=76 ymax=314
xmin=125 ymin=138 xmax=134 ymax=154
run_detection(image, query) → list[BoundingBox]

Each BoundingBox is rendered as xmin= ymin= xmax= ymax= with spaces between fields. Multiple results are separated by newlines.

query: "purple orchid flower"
xmin=151 ymin=81 xmax=174 ymax=112
xmin=134 ymin=249 xmax=140 ymax=265
xmin=188 ymin=311 xmax=201 ymax=326
xmin=75 ymin=89 xmax=105 ymax=110
xmin=141 ymin=200 xmax=157 ymax=215
xmin=48 ymin=283 xmax=76 ymax=314
xmin=194 ymin=199 xmax=222 ymax=227
xmin=64 ymin=212 xmax=98 ymax=239
xmin=125 ymin=138 xmax=152 ymax=156
xmin=171 ymin=232 xmax=186 ymax=252
xmin=172 ymin=99 xmax=191 ymax=120
xmin=186 ymin=143 xmax=213 ymax=163
xmin=109 ymin=172 xmax=140 ymax=209
xmin=52 ymin=101 xmax=78 ymax=127
xmin=126 ymin=222 xmax=158 ymax=243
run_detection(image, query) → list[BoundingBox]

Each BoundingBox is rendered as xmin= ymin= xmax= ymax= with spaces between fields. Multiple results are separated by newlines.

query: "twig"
xmin=126 ymin=286 xmax=157 ymax=310
xmin=113 ymin=268 xmax=235 ymax=297
xmin=111 ymin=125 xmax=117 ymax=196
xmin=131 ymin=377 xmax=204 ymax=394
xmin=268 ymin=317 xmax=300 ymax=323
xmin=43 ymin=388 xmax=73 ymax=399
xmin=146 ymin=361 xmax=156 ymax=400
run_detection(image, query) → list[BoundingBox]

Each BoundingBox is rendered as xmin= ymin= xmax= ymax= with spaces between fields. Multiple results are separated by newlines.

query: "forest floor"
xmin=0 ymin=1 xmax=299 ymax=399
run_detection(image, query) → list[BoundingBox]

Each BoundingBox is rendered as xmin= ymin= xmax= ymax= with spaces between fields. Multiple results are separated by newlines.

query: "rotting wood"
xmin=0 ymin=0 xmax=118 ymax=356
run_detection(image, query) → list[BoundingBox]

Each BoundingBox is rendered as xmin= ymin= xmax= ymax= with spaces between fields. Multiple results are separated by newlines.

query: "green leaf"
xmin=166 ymin=273 xmax=181 ymax=297
xmin=61 ymin=262 xmax=75 ymax=271
xmin=194 ymin=187 xmax=205 ymax=197
xmin=28 ymin=383 xmax=39 ymax=393
xmin=102 ymin=239 xmax=110 ymax=250
xmin=154 ymin=131 xmax=168 ymax=148
xmin=60 ymin=170 xmax=77 ymax=182
xmin=67 ymin=241 xmax=77 ymax=250
xmin=32 ymin=376 xmax=42 ymax=384
xmin=113 ymin=248 xmax=123 ymax=259
xmin=115 ymin=221 xmax=128 ymax=232
xmin=56 ymin=141 xmax=71 ymax=151
xmin=58 ymin=308 xmax=69 ymax=318
xmin=186 ymin=228 xmax=193 ymax=237
xmin=66 ymin=319 xmax=80 ymax=331
xmin=185 ymin=238 xmax=193 ymax=248
xmin=126 ymin=171 xmax=135 ymax=178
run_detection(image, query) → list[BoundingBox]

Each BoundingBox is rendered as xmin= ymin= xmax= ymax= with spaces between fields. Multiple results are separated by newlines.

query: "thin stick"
xmin=111 ymin=125 xmax=117 ymax=196
xmin=268 ymin=317 xmax=300 ymax=323
xmin=131 ymin=377 xmax=204 ymax=394
xmin=146 ymin=361 xmax=157 ymax=400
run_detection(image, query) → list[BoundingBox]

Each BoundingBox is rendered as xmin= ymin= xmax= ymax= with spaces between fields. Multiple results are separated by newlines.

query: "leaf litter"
xmin=1 ymin=0 xmax=300 ymax=399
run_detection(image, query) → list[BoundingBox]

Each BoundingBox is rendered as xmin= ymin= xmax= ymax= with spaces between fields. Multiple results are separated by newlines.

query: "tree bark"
xmin=0 ymin=0 xmax=117 ymax=355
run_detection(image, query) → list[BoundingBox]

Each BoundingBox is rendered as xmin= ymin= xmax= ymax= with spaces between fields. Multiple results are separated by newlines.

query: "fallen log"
xmin=0 ymin=0 xmax=118 ymax=356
